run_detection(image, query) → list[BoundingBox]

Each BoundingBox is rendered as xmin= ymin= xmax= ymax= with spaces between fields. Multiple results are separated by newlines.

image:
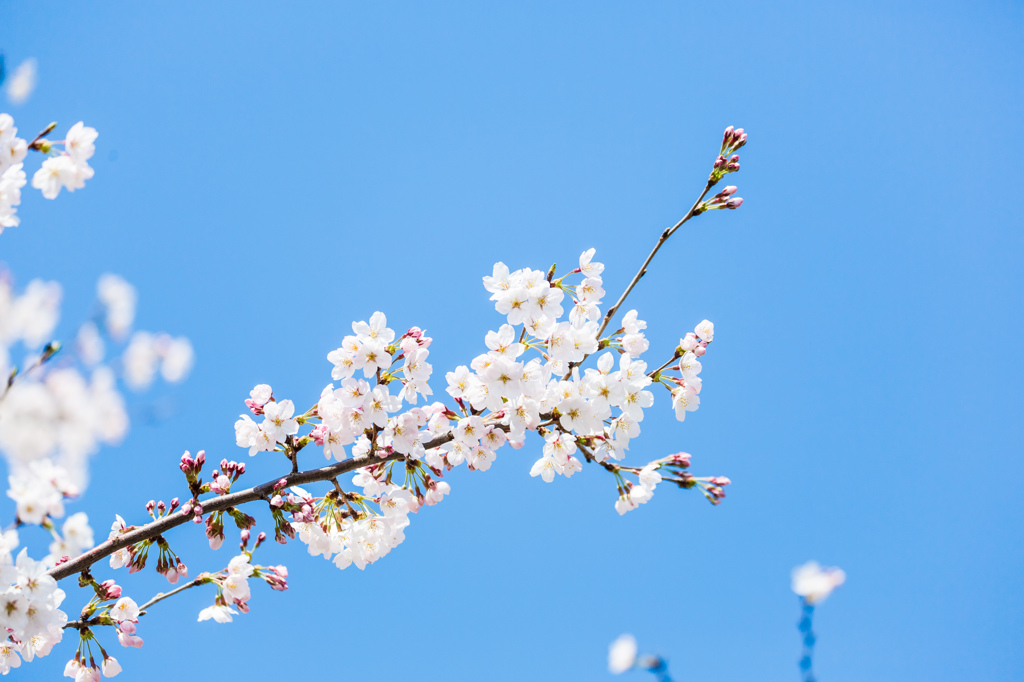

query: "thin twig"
xmin=564 ymin=180 xmax=716 ymax=380
xmin=648 ymin=356 xmax=679 ymax=377
xmin=138 ymin=575 xmax=210 ymax=615
xmin=595 ymin=180 xmax=715 ymax=341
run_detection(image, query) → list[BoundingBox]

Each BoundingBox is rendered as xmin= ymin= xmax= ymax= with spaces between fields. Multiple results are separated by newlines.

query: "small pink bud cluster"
xmin=695 ymin=185 xmax=743 ymax=215
xmin=116 ymin=619 xmax=142 ymax=649
xmin=180 ymin=498 xmax=204 ymax=523
xmin=144 ymin=497 xmax=179 ymax=520
xmin=696 ymin=475 xmax=731 ymax=504
xmin=309 ymin=423 xmax=327 ymax=446
xmin=258 ymin=564 xmax=289 ymax=591
xmin=205 ymin=513 xmax=225 ymax=550
xmin=399 ymin=326 xmax=433 ymax=349
xmin=238 ymin=528 xmax=265 ymax=551
xmin=179 ymin=449 xmax=207 ymax=498
xmin=709 ymin=125 xmax=747 ymax=184
xmin=209 ymin=458 xmax=246 ymax=494
xmin=677 ymin=332 xmax=711 ymax=357
xmin=97 ymin=579 xmax=122 ymax=601
xmin=153 ymin=536 xmax=188 ymax=584
xmin=720 ymin=125 xmax=747 ymax=156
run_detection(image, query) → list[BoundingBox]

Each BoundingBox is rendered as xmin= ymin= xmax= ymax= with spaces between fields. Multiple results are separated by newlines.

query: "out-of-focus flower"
xmin=97 ymin=274 xmax=136 ymax=340
xmin=608 ymin=634 xmax=638 ymax=674
xmin=791 ymin=561 xmax=846 ymax=604
xmin=5 ymin=59 xmax=37 ymax=105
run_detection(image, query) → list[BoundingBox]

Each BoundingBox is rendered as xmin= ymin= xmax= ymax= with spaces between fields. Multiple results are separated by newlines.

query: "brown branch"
xmin=48 ymin=450 xmax=406 ymax=582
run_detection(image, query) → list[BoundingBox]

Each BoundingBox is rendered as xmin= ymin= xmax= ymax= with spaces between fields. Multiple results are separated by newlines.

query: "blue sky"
xmin=3 ymin=1 xmax=1023 ymax=679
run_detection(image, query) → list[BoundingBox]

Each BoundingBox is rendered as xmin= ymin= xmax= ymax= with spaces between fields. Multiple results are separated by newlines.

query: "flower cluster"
xmin=227 ymin=247 xmax=728 ymax=587
xmin=0 ymin=532 xmax=68 ymax=674
xmin=0 ymin=113 xmax=98 ymax=232
xmin=289 ymin=476 xmax=434 ymax=572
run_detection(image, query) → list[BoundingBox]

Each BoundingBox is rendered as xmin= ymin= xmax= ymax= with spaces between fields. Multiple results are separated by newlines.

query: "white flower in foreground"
xmin=695 ymin=319 xmax=714 ymax=342
xmin=608 ymin=633 xmax=638 ymax=674
xmin=64 ymin=122 xmax=98 ymax=163
xmin=111 ymin=597 xmax=139 ymax=622
xmin=791 ymin=561 xmax=846 ymax=604
xmin=31 ymin=155 xmax=77 ymax=199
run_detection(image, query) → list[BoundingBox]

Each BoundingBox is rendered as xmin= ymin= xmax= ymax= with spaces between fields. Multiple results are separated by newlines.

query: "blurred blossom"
xmin=608 ymin=634 xmax=638 ymax=674
xmin=123 ymin=332 xmax=194 ymax=390
xmin=160 ymin=336 xmax=194 ymax=383
xmin=76 ymin=321 xmax=105 ymax=367
xmin=0 ymin=278 xmax=61 ymax=348
xmin=123 ymin=331 xmax=160 ymax=390
xmin=5 ymin=59 xmax=37 ymax=105
xmin=97 ymin=273 xmax=136 ymax=340
xmin=791 ymin=561 xmax=846 ymax=604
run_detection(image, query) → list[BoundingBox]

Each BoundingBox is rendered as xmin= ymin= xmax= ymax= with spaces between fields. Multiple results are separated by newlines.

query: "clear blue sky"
xmin=4 ymin=1 xmax=1023 ymax=680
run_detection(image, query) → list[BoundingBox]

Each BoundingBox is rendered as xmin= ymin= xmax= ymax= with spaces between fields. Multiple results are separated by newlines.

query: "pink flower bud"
xmin=693 ymin=346 xmax=706 ymax=357
xmin=119 ymin=621 xmax=136 ymax=635
xmin=270 ymin=495 xmax=283 ymax=507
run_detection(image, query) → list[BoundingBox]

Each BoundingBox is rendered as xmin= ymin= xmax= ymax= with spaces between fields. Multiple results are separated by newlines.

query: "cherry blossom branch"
xmin=48 ymin=451 xmax=406 ymax=582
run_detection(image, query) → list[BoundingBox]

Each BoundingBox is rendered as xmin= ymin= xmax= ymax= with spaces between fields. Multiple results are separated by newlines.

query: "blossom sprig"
xmin=64 ymin=595 xmax=143 ymax=679
xmin=693 ymin=185 xmax=743 ymax=214
xmin=195 ymin=551 xmax=281 ymax=623
xmin=708 ymin=125 xmax=746 ymax=186
xmin=0 ymin=113 xmax=99 ymax=233
xmin=13 ymin=125 xmax=749 ymax=678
